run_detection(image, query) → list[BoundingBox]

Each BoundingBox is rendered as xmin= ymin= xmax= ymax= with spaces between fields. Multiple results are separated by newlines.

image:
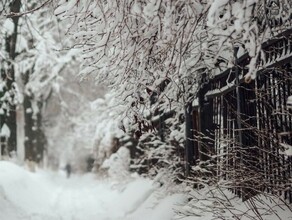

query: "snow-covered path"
xmin=49 ymin=176 xmax=108 ymax=220
xmin=0 ymin=162 xmax=186 ymax=220
xmin=1 ymin=162 xmax=291 ymax=220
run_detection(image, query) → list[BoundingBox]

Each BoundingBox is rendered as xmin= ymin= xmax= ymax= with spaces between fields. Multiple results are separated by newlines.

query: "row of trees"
xmin=1 ymin=0 xmax=120 ymax=171
xmin=0 ymin=0 xmax=21 ymax=156
xmin=0 ymin=0 xmax=83 ymax=164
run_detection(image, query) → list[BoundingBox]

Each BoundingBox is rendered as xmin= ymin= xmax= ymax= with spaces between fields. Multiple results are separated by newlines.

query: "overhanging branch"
xmin=5 ymin=0 xmax=52 ymax=18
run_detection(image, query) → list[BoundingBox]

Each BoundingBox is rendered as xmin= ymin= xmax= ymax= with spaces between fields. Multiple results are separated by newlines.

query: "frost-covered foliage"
xmin=205 ymin=0 xmax=261 ymax=80
xmin=102 ymin=146 xmax=130 ymax=180
xmin=53 ymin=0 xmax=211 ymax=181
xmin=2 ymin=1 xmax=125 ymax=168
xmin=53 ymin=0 xmax=280 ymax=132
xmin=1 ymin=0 xmax=91 ymax=162
xmin=15 ymin=2 xmax=77 ymax=116
xmin=90 ymin=92 xmax=124 ymax=169
xmin=54 ymin=0 xmax=209 ymax=119
xmin=132 ymin=131 xmax=184 ymax=179
xmin=0 ymin=0 xmax=20 ymax=115
xmin=206 ymin=0 xmax=292 ymax=80
xmin=178 ymin=184 xmax=292 ymax=220
xmin=1 ymin=1 xmax=65 ymax=115
xmin=14 ymin=1 xmax=81 ymax=163
xmin=53 ymin=0 xmax=288 ymax=107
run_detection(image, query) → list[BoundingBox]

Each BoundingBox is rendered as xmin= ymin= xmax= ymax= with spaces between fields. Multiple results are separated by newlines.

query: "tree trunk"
xmin=2 ymin=0 xmax=21 ymax=154
xmin=23 ymin=95 xmax=46 ymax=162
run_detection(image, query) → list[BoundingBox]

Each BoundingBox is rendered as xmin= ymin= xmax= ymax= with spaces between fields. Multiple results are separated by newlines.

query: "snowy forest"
xmin=0 ymin=0 xmax=292 ymax=219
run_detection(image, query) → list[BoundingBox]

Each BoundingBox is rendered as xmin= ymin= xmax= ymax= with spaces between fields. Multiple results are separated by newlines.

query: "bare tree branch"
xmin=5 ymin=0 xmax=52 ymax=18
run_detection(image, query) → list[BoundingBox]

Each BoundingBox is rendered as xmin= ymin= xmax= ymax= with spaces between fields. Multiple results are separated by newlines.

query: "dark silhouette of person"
xmin=86 ymin=157 xmax=95 ymax=172
xmin=65 ymin=163 xmax=71 ymax=178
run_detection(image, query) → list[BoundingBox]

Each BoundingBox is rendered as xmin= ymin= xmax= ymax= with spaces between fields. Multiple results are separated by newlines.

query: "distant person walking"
xmin=65 ymin=163 xmax=72 ymax=178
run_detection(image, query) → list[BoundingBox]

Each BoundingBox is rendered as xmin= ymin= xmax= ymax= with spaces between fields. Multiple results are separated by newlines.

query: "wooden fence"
xmin=187 ymin=27 xmax=292 ymax=202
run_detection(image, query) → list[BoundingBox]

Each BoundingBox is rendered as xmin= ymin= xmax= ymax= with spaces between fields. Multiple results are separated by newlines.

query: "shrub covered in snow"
xmin=101 ymin=147 xmax=131 ymax=180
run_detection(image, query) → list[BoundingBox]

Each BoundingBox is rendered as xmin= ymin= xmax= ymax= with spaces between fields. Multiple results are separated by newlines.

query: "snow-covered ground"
xmin=0 ymin=161 xmax=187 ymax=220
xmin=0 ymin=161 xmax=291 ymax=220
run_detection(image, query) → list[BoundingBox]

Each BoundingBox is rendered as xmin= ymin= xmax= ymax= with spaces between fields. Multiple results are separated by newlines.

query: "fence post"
xmin=198 ymin=77 xmax=214 ymax=162
xmin=234 ymin=46 xmax=243 ymax=149
xmin=185 ymin=102 xmax=195 ymax=177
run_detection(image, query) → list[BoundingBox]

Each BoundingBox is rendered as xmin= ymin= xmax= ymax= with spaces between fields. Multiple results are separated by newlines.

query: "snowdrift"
xmin=0 ymin=161 xmax=187 ymax=220
xmin=0 ymin=161 xmax=57 ymax=219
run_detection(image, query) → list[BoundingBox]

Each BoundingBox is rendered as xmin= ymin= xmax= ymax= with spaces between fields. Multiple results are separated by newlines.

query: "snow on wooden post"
xmin=0 ymin=123 xmax=10 ymax=159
